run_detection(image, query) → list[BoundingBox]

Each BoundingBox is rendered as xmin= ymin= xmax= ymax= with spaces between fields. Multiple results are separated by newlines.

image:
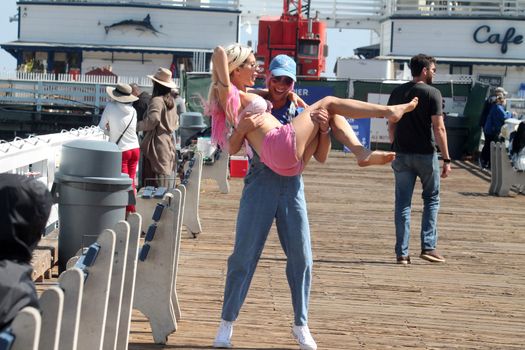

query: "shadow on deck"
xmin=123 ymin=151 xmax=523 ymax=349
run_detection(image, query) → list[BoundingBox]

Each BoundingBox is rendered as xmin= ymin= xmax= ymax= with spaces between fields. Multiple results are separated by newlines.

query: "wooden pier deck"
xmin=97 ymin=152 xmax=525 ymax=349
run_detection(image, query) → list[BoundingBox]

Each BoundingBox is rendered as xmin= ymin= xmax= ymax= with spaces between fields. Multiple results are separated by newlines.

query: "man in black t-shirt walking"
xmin=387 ymin=54 xmax=451 ymax=265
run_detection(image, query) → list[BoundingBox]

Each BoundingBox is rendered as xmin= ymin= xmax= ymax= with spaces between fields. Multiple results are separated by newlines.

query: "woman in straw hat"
xmin=138 ymin=67 xmax=179 ymax=188
xmin=99 ymin=83 xmax=139 ymax=213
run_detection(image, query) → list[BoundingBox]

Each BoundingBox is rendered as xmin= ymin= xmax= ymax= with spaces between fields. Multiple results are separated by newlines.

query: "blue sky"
xmin=0 ymin=1 xmax=372 ymax=76
xmin=0 ymin=1 xmax=18 ymax=71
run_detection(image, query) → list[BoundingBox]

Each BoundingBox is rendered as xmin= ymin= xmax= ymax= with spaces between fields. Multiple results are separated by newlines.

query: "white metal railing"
xmin=238 ymin=0 xmax=524 ymax=29
xmin=0 ymin=80 xmax=112 ymax=112
xmin=393 ymin=0 xmax=525 ymax=17
xmin=18 ymin=1 xmax=525 ymax=32
xmin=19 ymin=0 xmax=240 ymax=10
xmin=434 ymin=74 xmax=474 ymax=84
xmin=0 ymin=71 xmax=156 ymax=87
xmin=0 ymin=127 xmax=106 ymax=230
xmin=0 ymin=73 xmax=179 ymax=111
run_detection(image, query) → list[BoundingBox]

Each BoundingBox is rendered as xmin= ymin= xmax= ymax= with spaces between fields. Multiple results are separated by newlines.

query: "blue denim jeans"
xmin=391 ymin=153 xmax=440 ymax=258
xmin=221 ymin=158 xmax=312 ymax=326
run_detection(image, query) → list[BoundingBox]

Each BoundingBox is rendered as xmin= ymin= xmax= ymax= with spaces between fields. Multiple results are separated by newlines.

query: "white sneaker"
xmin=213 ymin=320 xmax=233 ymax=348
xmin=292 ymin=325 xmax=317 ymax=350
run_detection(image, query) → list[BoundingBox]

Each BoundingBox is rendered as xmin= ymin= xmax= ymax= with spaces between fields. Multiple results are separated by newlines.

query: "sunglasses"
xmin=242 ymin=62 xmax=263 ymax=73
xmin=271 ymin=76 xmax=294 ymax=86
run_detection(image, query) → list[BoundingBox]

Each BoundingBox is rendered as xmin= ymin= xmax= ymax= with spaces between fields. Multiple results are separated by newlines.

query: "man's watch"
xmin=443 ymin=158 xmax=451 ymax=164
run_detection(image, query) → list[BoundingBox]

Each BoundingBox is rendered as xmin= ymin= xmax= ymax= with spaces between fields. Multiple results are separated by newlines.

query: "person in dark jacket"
xmin=0 ymin=174 xmax=52 ymax=329
xmin=480 ymin=94 xmax=512 ymax=169
xmin=130 ymin=83 xmax=151 ymax=122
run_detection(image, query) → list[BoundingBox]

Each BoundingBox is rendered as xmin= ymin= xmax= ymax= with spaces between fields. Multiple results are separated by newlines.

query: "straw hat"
xmin=148 ymin=67 xmax=177 ymax=89
xmin=106 ymin=83 xmax=138 ymax=103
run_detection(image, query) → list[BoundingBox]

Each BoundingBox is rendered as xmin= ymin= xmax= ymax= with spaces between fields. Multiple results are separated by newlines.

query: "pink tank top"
xmin=237 ymin=95 xmax=272 ymax=123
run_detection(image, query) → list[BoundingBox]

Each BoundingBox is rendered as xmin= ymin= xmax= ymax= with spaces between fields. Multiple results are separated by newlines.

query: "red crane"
xmin=256 ymin=0 xmax=328 ymax=79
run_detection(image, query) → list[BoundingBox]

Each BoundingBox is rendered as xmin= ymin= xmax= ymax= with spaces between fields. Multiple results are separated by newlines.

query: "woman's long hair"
xmin=511 ymin=122 xmax=525 ymax=156
xmin=152 ymin=81 xmax=175 ymax=110
xmin=206 ymin=43 xmax=252 ymax=149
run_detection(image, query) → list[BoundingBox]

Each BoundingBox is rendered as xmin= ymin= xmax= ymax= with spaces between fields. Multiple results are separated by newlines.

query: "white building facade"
xmin=379 ymin=16 xmax=525 ymax=96
xmin=2 ymin=0 xmax=240 ymax=78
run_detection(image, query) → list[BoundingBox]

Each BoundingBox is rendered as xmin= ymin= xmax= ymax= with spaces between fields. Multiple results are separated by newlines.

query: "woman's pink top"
xmin=209 ymin=88 xmax=303 ymax=176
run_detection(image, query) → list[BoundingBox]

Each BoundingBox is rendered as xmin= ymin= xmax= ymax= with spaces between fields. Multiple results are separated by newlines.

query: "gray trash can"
xmin=52 ymin=140 xmax=133 ymax=271
xmin=179 ymin=112 xmax=208 ymax=147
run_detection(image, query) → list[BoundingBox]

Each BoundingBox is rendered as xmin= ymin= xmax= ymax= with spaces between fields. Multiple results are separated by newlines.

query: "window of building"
xmin=450 ymin=64 xmax=472 ymax=75
xmin=19 ymin=51 xmax=48 ymax=73
xmin=298 ymin=40 xmax=320 ymax=58
xmin=53 ymin=51 xmax=81 ymax=74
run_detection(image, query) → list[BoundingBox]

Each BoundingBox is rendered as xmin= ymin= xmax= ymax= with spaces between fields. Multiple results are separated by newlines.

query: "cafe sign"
xmin=473 ymin=25 xmax=524 ymax=54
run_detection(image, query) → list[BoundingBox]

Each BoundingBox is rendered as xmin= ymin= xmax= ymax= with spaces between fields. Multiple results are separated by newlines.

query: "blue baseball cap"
xmin=269 ymin=55 xmax=297 ymax=82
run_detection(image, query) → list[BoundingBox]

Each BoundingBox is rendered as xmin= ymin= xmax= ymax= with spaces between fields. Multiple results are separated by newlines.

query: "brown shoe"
xmin=420 ymin=250 xmax=445 ymax=263
xmin=396 ymin=256 xmax=411 ymax=265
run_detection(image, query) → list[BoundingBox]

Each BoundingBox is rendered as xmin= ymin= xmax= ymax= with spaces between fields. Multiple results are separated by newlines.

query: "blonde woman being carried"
xmin=208 ymin=44 xmax=418 ymax=177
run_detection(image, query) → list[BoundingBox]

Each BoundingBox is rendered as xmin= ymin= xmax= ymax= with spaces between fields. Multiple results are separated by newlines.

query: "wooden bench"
xmin=32 ymin=230 xmax=59 ymax=281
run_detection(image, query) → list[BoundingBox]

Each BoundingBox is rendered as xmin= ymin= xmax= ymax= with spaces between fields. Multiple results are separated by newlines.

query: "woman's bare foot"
xmin=357 ymin=150 xmax=396 ymax=167
xmin=388 ymin=97 xmax=418 ymax=123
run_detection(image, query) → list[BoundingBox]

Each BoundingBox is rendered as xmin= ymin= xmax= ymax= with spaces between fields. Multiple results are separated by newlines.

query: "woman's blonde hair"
xmin=224 ymin=43 xmax=253 ymax=73
xmin=206 ymin=44 xmax=252 ymax=149
xmin=207 ymin=43 xmax=253 ymax=118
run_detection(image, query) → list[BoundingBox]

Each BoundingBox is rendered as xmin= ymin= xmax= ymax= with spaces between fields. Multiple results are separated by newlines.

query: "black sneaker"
xmin=420 ymin=250 xmax=445 ymax=263
xmin=396 ymin=256 xmax=411 ymax=265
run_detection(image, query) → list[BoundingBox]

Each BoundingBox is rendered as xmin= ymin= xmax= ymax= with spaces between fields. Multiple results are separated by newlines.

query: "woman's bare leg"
xmin=291 ymin=96 xmax=417 ymax=161
xmin=302 ymin=134 xmax=319 ymax=166
xmin=330 ymin=115 xmax=395 ymax=166
xmin=311 ymin=96 xmax=418 ymax=123
xmin=290 ymin=108 xmax=321 ymax=161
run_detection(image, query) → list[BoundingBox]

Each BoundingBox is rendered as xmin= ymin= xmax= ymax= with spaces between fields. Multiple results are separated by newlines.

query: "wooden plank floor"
xmin=124 ymin=151 xmax=524 ymax=349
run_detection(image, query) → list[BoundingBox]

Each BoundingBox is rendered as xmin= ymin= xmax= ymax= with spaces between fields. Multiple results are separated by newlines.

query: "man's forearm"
xmin=434 ymin=126 xmax=450 ymax=160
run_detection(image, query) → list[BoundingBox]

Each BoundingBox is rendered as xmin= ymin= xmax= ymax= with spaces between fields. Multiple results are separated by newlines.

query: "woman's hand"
xmin=287 ymin=91 xmax=308 ymax=108
xmin=310 ymin=108 xmax=330 ymax=133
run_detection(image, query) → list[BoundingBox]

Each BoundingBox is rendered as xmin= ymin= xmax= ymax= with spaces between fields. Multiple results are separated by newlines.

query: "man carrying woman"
xmin=207 ymin=44 xmax=417 ymax=178
xmin=211 ymin=45 xmax=417 ymax=350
